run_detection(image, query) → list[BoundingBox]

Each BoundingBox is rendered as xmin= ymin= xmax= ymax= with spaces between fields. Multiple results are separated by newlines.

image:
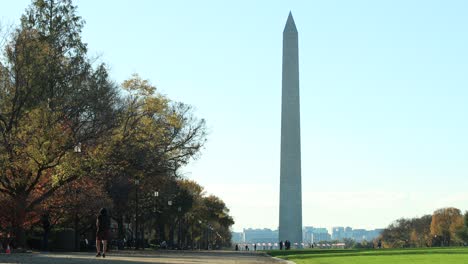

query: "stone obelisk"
xmin=279 ymin=12 xmax=302 ymax=243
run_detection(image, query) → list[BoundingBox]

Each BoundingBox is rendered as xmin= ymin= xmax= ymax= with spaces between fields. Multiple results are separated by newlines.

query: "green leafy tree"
xmin=380 ymin=215 xmax=432 ymax=248
xmin=0 ymin=0 xmax=118 ymax=247
xmin=456 ymin=211 xmax=468 ymax=244
xmin=98 ymin=74 xmax=207 ymax=242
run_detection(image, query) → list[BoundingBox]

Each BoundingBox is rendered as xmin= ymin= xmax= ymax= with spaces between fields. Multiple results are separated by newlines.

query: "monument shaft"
xmin=279 ymin=13 xmax=302 ymax=243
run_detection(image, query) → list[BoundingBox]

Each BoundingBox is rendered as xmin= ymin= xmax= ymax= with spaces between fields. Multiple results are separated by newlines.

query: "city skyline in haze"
xmin=2 ymin=0 xmax=468 ymax=232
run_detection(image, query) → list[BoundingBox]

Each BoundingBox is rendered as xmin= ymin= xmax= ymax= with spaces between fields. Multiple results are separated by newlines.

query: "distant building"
xmin=243 ymin=228 xmax=278 ymax=243
xmin=352 ymin=229 xmax=367 ymax=242
xmin=231 ymin=232 xmax=244 ymax=244
xmin=331 ymin=226 xmax=383 ymax=242
xmin=233 ymin=226 xmax=383 ymax=244
xmin=344 ymin=227 xmax=353 ymax=239
xmin=332 ymin=227 xmax=345 ymax=240
xmin=303 ymin=226 xmax=331 ymax=243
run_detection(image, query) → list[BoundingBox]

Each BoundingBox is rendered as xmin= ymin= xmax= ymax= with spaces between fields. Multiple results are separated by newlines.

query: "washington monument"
xmin=279 ymin=12 xmax=302 ymax=243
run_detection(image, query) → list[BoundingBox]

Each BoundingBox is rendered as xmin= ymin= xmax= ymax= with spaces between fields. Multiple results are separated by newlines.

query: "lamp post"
xmin=167 ymin=200 xmax=173 ymax=247
xmin=134 ymin=179 xmax=140 ymax=249
xmin=208 ymin=224 xmax=213 ymax=250
xmin=198 ymin=220 xmax=202 ymax=250
xmin=153 ymin=191 xmax=159 ymax=213
xmin=153 ymin=191 xmax=159 ymax=242
xmin=73 ymin=142 xmax=82 ymax=153
xmin=177 ymin=206 xmax=182 ymax=249
xmin=73 ymin=143 xmax=81 ymax=251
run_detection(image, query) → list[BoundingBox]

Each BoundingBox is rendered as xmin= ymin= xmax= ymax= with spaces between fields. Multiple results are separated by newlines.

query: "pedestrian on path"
xmin=41 ymin=213 xmax=51 ymax=251
xmin=96 ymin=208 xmax=110 ymax=258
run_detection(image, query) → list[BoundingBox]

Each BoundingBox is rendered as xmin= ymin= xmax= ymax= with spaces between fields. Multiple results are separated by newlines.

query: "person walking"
xmin=96 ymin=208 xmax=110 ymax=258
xmin=41 ymin=213 xmax=51 ymax=251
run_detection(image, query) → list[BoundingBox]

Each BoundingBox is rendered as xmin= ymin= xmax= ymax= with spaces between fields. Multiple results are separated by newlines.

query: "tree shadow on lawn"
xmin=267 ymin=248 xmax=468 ymax=260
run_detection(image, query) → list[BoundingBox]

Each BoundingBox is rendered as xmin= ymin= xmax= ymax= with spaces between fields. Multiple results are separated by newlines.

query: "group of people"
xmin=234 ymin=240 xmax=295 ymax=251
xmin=235 ymin=244 xmax=250 ymax=251
xmin=279 ymin=240 xmax=291 ymax=250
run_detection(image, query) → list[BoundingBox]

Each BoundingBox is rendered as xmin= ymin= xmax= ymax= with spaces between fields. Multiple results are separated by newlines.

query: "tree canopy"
xmin=0 ymin=0 xmax=232 ymax=249
xmin=380 ymin=207 xmax=468 ymax=248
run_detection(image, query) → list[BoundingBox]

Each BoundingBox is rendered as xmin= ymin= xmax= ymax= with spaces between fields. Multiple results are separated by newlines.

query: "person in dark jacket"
xmin=96 ymin=208 xmax=110 ymax=258
xmin=41 ymin=213 xmax=51 ymax=251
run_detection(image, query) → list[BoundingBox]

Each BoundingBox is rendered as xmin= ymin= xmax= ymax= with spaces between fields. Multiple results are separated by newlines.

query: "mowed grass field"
xmin=267 ymin=247 xmax=468 ymax=264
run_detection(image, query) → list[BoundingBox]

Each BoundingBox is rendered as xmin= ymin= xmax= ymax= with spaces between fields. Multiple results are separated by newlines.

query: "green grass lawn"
xmin=267 ymin=247 xmax=468 ymax=264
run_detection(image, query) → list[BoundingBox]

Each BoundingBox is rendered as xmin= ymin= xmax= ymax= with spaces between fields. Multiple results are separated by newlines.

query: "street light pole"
xmin=153 ymin=191 xmax=159 ymax=242
xmin=178 ymin=206 xmax=182 ymax=249
xmin=73 ymin=143 xmax=82 ymax=251
xmin=167 ymin=200 xmax=173 ymax=247
xmin=135 ymin=179 xmax=140 ymax=249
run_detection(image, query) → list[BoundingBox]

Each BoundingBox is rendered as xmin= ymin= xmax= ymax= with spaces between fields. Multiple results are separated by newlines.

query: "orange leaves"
xmin=430 ymin=207 xmax=464 ymax=245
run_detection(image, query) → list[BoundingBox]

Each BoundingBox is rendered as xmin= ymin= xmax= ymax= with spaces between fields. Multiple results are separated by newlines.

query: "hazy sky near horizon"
xmin=2 ymin=0 xmax=468 ymax=232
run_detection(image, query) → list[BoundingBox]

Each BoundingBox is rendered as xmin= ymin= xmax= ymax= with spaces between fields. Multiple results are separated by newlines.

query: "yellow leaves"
xmin=166 ymin=110 xmax=183 ymax=130
xmin=450 ymin=215 xmax=464 ymax=234
xmin=51 ymin=153 xmax=80 ymax=186
xmin=122 ymin=73 xmax=156 ymax=96
xmin=15 ymin=106 xmax=71 ymax=165
xmin=144 ymin=96 xmax=169 ymax=115
xmin=1 ymin=103 xmax=84 ymax=190
xmin=410 ymin=230 xmax=417 ymax=241
xmin=430 ymin=207 xmax=464 ymax=244
xmin=119 ymin=75 xmax=189 ymax=148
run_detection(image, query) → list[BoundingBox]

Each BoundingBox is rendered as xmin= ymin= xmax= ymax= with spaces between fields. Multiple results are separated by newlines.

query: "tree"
xmin=44 ymin=176 xmax=112 ymax=250
xmin=430 ymin=207 xmax=464 ymax=246
xmin=200 ymin=195 xmax=234 ymax=248
xmin=380 ymin=215 xmax=432 ymax=248
xmin=343 ymin=238 xmax=355 ymax=249
xmin=97 ymin=74 xmax=207 ymax=244
xmin=456 ymin=211 xmax=468 ymax=244
xmin=409 ymin=215 xmax=432 ymax=247
xmin=0 ymin=0 xmax=118 ymax=247
xmin=380 ymin=218 xmax=412 ymax=248
xmin=0 ymin=1 xmax=231 ymax=251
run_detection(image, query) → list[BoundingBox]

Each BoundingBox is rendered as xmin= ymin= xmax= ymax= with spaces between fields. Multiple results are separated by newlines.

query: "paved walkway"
xmin=0 ymin=251 xmax=289 ymax=264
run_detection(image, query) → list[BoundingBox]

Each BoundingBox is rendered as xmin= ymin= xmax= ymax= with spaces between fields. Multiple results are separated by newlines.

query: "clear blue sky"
xmin=2 ymin=0 xmax=468 ymax=232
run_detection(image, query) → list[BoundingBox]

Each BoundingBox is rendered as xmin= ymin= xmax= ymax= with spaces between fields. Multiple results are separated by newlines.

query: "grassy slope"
xmin=267 ymin=247 xmax=468 ymax=264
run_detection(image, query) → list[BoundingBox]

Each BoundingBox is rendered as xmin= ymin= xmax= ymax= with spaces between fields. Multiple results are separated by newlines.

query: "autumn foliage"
xmin=380 ymin=207 xmax=468 ymax=248
xmin=0 ymin=0 xmax=232 ymax=249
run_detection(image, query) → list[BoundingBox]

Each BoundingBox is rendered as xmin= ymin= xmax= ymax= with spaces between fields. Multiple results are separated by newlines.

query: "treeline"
xmin=380 ymin=207 xmax=468 ymax=248
xmin=0 ymin=0 xmax=233 ymax=249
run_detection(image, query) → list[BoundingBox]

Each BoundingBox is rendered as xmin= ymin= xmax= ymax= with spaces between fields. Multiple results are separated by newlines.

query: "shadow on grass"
xmin=267 ymin=247 xmax=468 ymax=260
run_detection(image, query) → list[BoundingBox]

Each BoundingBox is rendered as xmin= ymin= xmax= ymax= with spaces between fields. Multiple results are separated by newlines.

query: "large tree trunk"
xmin=158 ymin=220 xmax=165 ymax=243
xmin=74 ymin=214 xmax=79 ymax=251
xmin=12 ymin=194 xmax=28 ymax=249
xmin=117 ymin=215 xmax=124 ymax=239
xmin=169 ymin=224 xmax=174 ymax=248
